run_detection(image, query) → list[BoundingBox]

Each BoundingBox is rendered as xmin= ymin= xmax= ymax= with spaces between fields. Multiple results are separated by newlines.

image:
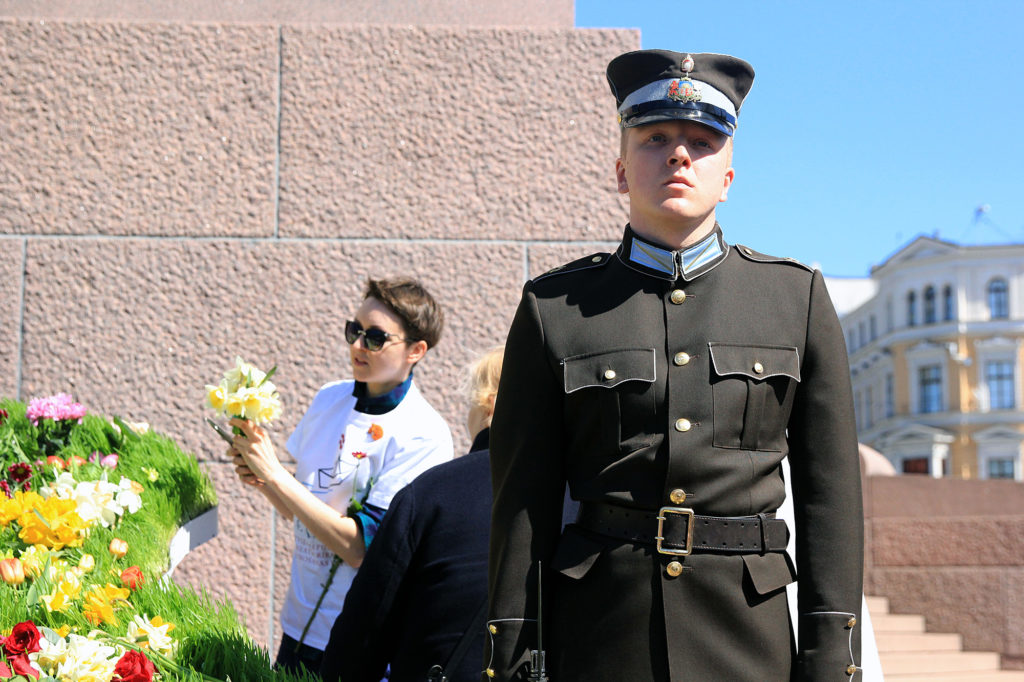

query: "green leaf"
xmin=113 ymin=416 xmax=141 ymax=444
xmin=40 ymin=625 xmax=63 ymax=644
xmin=257 ymin=365 xmax=277 ymax=387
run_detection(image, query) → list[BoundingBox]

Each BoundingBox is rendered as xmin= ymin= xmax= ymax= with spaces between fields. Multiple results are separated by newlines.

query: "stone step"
xmin=865 ymin=595 xmax=889 ymax=614
xmin=881 ymin=651 xmax=1003 ymax=674
xmin=885 ymin=672 xmax=1024 ymax=681
xmin=872 ymin=612 xmax=927 ymax=632
xmin=876 ymin=631 xmax=962 ymax=652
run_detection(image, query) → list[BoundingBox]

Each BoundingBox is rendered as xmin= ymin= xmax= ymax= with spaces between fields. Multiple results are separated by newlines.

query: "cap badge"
xmin=668 ymin=53 xmax=701 ymax=103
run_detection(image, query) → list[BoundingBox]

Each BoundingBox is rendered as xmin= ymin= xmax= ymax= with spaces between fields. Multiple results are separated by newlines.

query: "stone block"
xmin=0 ymin=0 xmax=574 ymax=27
xmin=0 ymin=19 xmax=277 ymax=237
xmin=278 ymin=25 xmax=636 ymax=242
xmin=871 ymin=517 xmax=1024 ymax=567
xmin=0 ymin=241 xmax=22 ymax=399
xmin=872 ymin=567 xmax=1005 ymax=653
xmin=19 ymin=238 xmax=522 ymax=459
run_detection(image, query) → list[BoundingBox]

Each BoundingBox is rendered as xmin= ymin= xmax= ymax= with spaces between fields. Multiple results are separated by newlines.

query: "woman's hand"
xmin=229 ymin=418 xmax=287 ymax=485
xmin=226 ymin=442 xmax=264 ymax=487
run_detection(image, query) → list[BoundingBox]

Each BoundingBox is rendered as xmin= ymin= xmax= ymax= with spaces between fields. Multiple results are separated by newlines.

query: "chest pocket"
xmin=562 ymin=349 xmax=656 ymax=455
xmin=563 ymin=348 xmax=656 ymax=393
xmin=709 ymin=343 xmax=800 ymax=452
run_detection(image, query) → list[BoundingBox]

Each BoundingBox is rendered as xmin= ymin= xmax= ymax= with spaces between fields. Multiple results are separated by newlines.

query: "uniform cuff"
xmin=795 ymin=611 xmax=861 ymax=680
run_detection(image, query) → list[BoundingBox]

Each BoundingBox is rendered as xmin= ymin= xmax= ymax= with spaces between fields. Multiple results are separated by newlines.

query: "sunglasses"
xmin=344 ymin=320 xmax=407 ymax=352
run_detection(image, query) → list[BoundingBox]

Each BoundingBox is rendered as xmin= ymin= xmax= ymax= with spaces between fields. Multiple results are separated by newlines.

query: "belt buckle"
xmin=656 ymin=506 xmax=694 ymax=556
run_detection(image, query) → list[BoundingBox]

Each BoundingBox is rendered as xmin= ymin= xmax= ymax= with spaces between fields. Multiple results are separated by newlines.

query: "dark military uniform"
xmin=486 ymin=225 xmax=863 ymax=681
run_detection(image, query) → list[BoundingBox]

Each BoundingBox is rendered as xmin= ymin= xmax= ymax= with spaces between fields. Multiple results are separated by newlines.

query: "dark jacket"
xmin=487 ymin=225 xmax=864 ymax=681
xmin=321 ymin=430 xmax=492 ymax=682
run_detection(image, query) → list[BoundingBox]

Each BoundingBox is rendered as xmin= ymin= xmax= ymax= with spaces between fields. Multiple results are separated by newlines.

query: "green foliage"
xmin=0 ymin=396 xmax=310 ymax=681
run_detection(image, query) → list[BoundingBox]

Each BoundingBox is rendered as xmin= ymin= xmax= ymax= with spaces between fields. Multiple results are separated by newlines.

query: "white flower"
xmin=31 ymin=634 xmax=68 ymax=672
xmin=51 ymin=633 xmax=119 ymax=681
xmin=224 ymin=356 xmax=266 ymax=392
xmin=127 ymin=613 xmax=177 ymax=656
xmin=115 ymin=476 xmax=143 ymax=515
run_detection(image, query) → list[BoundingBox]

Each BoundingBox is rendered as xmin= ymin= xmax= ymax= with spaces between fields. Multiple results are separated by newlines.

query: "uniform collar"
xmin=616 ymin=224 xmax=729 ymax=282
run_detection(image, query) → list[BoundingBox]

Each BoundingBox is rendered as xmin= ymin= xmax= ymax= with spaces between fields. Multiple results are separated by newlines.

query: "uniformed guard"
xmin=486 ymin=50 xmax=863 ymax=681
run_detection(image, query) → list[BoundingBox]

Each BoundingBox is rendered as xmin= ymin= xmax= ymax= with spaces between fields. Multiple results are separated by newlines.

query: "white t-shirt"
xmin=279 ymin=379 xmax=454 ymax=650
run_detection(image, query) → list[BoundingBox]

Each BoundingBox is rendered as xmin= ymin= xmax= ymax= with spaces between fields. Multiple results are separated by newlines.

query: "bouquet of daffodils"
xmin=205 ymin=357 xmax=282 ymax=426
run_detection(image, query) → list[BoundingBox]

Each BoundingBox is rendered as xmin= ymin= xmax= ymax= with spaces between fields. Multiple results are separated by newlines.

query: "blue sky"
xmin=575 ymin=0 xmax=1024 ymax=277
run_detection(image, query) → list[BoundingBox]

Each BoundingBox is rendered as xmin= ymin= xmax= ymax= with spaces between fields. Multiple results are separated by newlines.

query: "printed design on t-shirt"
xmin=316 ymin=424 xmax=380 ymax=490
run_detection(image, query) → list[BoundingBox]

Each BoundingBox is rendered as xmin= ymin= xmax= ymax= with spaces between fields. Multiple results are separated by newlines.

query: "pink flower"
xmin=25 ymin=393 xmax=86 ymax=425
xmin=89 ymin=451 xmax=119 ymax=469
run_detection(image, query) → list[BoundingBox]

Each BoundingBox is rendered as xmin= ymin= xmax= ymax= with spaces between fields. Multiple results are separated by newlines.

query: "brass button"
xmin=674 ymin=418 xmax=692 ymax=432
xmin=603 ymin=369 xmax=616 ymax=380
xmin=666 ymin=561 xmax=683 ymax=577
xmin=669 ymin=488 xmax=687 ymax=504
xmin=486 ymin=668 xmax=496 ymax=678
xmin=673 ymin=352 xmax=690 ymax=366
xmin=488 ymin=624 xmax=498 ymax=634
xmin=846 ymin=665 xmax=857 ymax=676
xmin=670 ymin=289 xmax=687 ymax=304
xmin=846 ymin=616 xmax=857 ymax=628
xmin=753 ymin=361 xmax=764 ymax=374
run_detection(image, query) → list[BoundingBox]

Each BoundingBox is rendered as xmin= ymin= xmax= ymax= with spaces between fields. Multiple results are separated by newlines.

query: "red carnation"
xmin=6 ymin=462 xmax=32 ymax=484
xmin=112 ymin=650 xmax=156 ymax=682
xmin=2 ymin=620 xmax=41 ymax=656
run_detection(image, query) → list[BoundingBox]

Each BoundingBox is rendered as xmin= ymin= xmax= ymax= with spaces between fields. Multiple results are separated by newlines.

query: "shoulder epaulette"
xmin=735 ymin=244 xmax=814 ymax=272
xmin=533 ymin=252 xmax=611 ymax=282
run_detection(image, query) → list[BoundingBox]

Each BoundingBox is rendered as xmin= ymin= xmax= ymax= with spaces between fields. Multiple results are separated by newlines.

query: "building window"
xmin=988 ymin=278 xmax=1009 ymax=319
xmin=869 ymin=315 xmax=877 ymax=341
xmin=847 ymin=330 xmax=855 ymax=353
xmin=986 ymin=360 xmax=1016 ymax=410
xmin=907 ymin=291 xmax=917 ymax=327
xmin=987 ymin=458 xmax=1015 ymax=479
xmin=924 ymin=286 xmax=937 ymax=324
xmin=858 ymin=322 xmax=866 ymax=348
xmin=865 ymin=386 xmax=874 ymax=429
xmin=885 ymin=374 xmax=894 ymax=418
xmin=918 ymin=364 xmax=943 ymax=413
xmin=903 ymin=458 xmax=930 ymax=475
xmin=886 ymin=298 xmax=894 ymax=333
xmin=943 ymin=285 xmax=954 ymax=321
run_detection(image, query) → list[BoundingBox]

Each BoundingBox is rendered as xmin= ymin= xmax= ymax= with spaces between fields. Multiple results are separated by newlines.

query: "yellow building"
xmin=827 ymin=236 xmax=1024 ymax=479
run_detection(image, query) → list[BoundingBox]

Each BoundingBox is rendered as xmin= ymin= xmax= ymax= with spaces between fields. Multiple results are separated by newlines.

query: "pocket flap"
xmin=743 ymin=552 xmax=797 ymax=595
xmin=709 ymin=343 xmax=801 ymax=382
xmin=550 ymin=526 xmax=605 ymax=580
xmin=562 ymin=348 xmax=656 ymax=394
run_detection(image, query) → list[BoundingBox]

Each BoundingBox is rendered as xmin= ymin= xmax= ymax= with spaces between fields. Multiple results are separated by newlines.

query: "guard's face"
xmin=348 ymin=297 xmax=425 ymax=396
xmin=616 ymin=119 xmax=734 ymax=239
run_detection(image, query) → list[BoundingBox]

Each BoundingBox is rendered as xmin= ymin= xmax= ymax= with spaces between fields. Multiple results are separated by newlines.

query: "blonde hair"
xmin=464 ymin=345 xmax=505 ymax=427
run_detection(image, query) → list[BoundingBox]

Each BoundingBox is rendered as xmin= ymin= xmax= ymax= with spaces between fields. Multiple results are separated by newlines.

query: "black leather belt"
xmin=575 ymin=501 xmax=789 ymax=555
